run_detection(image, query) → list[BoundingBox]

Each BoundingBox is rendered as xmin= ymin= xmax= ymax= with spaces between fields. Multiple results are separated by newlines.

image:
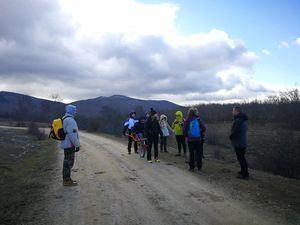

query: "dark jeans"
xmin=147 ymin=135 xmax=159 ymax=160
xmin=128 ymin=131 xmax=137 ymax=153
xmin=175 ymin=135 xmax=186 ymax=154
xmin=188 ymin=141 xmax=203 ymax=170
xmin=160 ymin=136 xmax=167 ymax=152
xmin=63 ymin=147 xmax=75 ymax=181
xmin=234 ymin=147 xmax=249 ymax=177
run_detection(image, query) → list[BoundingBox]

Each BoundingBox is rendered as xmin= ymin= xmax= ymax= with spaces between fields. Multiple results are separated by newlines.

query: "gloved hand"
xmin=75 ymin=146 xmax=80 ymax=152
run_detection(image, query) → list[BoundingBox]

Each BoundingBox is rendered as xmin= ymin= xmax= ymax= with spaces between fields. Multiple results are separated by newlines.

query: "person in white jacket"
xmin=159 ymin=114 xmax=172 ymax=153
xmin=61 ymin=104 xmax=80 ymax=186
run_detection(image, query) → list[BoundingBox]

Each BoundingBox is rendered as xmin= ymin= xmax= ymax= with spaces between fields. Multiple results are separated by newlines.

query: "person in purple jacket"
xmin=183 ymin=107 xmax=206 ymax=171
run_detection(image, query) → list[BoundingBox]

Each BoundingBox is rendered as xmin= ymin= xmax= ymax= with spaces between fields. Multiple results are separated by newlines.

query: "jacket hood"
xmin=175 ymin=111 xmax=183 ymax=119
xmin=235 ymin=112 xmax=248 ymax=121
xmin=160 ymin=114 xmax=167 ymax=121
xmin=66 ymin=105 xmax=76 ymax=116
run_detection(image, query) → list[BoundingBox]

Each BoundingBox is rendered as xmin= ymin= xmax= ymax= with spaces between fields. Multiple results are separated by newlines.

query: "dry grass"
xmin=0 ymin=127 xmax=57 ymax=225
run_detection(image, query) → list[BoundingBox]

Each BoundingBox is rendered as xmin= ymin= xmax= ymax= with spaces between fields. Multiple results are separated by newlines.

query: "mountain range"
xmin=0 ymin=91 xmax=182 ymax=121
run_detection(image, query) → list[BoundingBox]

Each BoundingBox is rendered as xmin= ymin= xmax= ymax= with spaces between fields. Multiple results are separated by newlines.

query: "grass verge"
xmin=0 ymin=127 xmax=57 ymax=225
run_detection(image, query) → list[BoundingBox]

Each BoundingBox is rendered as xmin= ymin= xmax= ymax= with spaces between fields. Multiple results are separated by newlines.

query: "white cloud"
xmin=295 ymin=37 xmax=300 ymax=46
xmin=278 ymin=41 xmax=290 ymax=49
xmin=261 ymin=49 xmax=271 ymax=55
xmin=0 ymin=0 xmax=272 ymax=104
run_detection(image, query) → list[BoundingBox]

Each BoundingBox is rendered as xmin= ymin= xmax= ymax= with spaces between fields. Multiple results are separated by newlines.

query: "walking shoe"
xmin=236 ymin=175 xmax=249 ymax=180
xmin=70 ymin=179 xmax=78 ymax=184
xmin=155 ymin=159 xmax=160 ymax=163
xmin=63 ymin=180 xmax=78 ymax=186
xmin=148 ymin=160 xmax=153 ymax=163
xmin=134 ymin=151 xmax=138 ymax=154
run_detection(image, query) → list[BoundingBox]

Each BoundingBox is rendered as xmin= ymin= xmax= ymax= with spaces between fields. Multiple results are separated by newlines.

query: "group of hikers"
xmin=58 ymin=104 xmax=249 ymax=187
xmin=122 ymin=108 xmax=206 ymax=171
xmin=122 ymin=106 xmax=249 ymax=178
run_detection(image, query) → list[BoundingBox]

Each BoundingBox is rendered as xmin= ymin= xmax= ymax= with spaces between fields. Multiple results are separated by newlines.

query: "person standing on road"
xmin=172 ymin=111 xmax=187 ymax=157
xmin=123 ymin=111 xmax=139 ymax=154
xmin=61 ymin=104 xmax=80 ymax=186
xmin=229 ymin=106 xmax=249 ymax=179
xmin=159 ymin=114 xmax=172 ymax=153
xmin=183 ymin=108 xmax=206 ymax=172
xmin=133 ymin=116 xmax=146 ymax=139
xmin=145 ymin=108 xmax=163 ymax=163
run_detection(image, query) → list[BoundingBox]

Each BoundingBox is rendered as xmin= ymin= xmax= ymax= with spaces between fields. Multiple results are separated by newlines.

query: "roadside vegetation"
xmin=0 ymin=126 xmax=57 ymax=225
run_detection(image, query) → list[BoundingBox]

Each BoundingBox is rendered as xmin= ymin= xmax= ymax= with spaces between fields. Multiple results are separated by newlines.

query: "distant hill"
xmin=71 ymin=95 xmax=182 ymax=117
xmin=0 ymin=91 xmax=65 ymax=122
xmin=0 ymin=92 xmax=183 ymax=121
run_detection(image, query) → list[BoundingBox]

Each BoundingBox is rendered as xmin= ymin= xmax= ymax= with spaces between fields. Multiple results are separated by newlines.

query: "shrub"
xmin=27 ymin=122 xmax=46 ymax=140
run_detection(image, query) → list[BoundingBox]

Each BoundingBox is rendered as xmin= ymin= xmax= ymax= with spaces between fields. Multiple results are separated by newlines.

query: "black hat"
xmin=150 ymin=108 xmax=157 ymax=116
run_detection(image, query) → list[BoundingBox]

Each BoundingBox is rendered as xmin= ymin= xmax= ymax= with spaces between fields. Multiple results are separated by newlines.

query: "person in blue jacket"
xmin=61 ymin=104 xmax=80 ymax=186
xmin=123 ymin=111 xmax=139 ymax=154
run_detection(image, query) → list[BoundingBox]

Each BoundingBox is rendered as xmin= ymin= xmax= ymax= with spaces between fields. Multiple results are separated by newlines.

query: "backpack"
xmin=49 ymin=116 xmax=69 ymax=141
xmin=188 ymin=119 xmax=201 ymax=138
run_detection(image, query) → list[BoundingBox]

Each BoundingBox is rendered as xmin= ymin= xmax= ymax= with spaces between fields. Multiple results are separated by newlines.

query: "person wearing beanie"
xmin=61 ymin=104 xmax=80 ymax=186
xmin=145 ymin=108 xmax=163 ymax=163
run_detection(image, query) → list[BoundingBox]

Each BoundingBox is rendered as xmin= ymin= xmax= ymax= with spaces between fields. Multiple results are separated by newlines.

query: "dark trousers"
xmin=147 ymin=135 xmax=159 ymax=160
xmin=175 ymin=135 xmax=186 ymax=154
xmin=160 ymin=136 xmax=167 ymax=152
xmin=234 ymin=147 xmax=249 ymax=177
xmin=188 ymin=141 xmax=203 ymax=170
xmin=63 ymin=148 xmax=75 ymax=181
xmin=128 ymin=131 xmax=137 ymax=153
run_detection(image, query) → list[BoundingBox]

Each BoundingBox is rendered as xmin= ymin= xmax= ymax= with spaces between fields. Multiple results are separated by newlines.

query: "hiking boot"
xmin=155 ymin=159 xmax=160 ymax=163
xmin=148 ymin=160 xmax=153 ymax=163
xmin=63 ymin=180 xmax=78 ymax=186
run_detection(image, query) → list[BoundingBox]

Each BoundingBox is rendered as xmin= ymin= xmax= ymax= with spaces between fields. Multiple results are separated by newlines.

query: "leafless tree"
xmin=50 ymin=93 xmax=63 ymax=102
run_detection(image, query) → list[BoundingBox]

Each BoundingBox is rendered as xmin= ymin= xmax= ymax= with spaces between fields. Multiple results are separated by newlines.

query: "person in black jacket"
xmin=133 ymin=116 xmax=146 ymax=138
xmin=229 ymin=106 xmax=249 ymax=179
xmin=145 ymin=108 xmax=163 ymax=163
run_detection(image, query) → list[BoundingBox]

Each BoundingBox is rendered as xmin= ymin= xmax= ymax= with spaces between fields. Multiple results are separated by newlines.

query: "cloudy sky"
xmin=0 ymin=0 xmax=299 ymax=105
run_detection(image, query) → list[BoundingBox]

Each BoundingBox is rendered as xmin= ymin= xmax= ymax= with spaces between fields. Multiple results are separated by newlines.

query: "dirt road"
xmin=44 ymin=132 xmax=284 ymax=225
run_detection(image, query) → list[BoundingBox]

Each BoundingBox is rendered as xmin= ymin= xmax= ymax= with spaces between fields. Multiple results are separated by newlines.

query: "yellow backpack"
xmin=49 ymin=116 xmax=69 ymax=140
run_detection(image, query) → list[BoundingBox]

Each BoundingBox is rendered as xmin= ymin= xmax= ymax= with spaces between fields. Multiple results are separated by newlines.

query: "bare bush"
xmin=27 ymin=122 xmax=46 ymax=140
xmin=253 ymin=130 xmax=300 ymax=178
